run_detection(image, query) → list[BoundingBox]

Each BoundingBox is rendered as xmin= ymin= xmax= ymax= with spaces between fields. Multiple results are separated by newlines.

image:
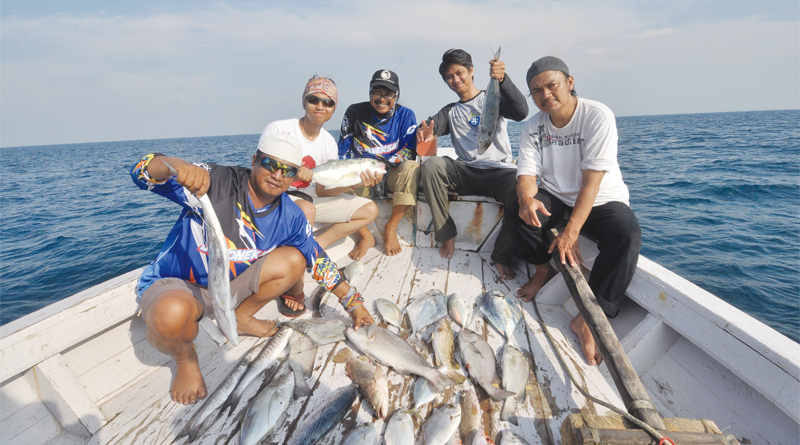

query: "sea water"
xmin=1 ymin=110 xmax=798 ymax=342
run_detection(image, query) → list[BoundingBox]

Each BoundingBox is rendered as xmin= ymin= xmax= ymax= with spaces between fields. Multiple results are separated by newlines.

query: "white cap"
xmin=256 ymin=133 xmax=303 ymax=167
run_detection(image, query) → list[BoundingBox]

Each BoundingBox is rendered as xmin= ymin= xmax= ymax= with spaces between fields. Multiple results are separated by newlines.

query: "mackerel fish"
xmin=405 ymin=290 xmax=448 ymax=337
xmin=312 ymin=159 xmax=387 ymax=189
xmin=477 ymin=46 xmax=502 ymax=155
xmin=499 ymin=430 xmax=530 ymax=445
xmin=198 ymin=194 xmax=239 ymax=346
xmin=500 ymin=344 xmax=530 ymax=425
xmin=341 ymin=422 xmax=380 ymax=445
xmin=384 ymin=410 xmax=417 ymax=445
xmin=239 ymin=370 xmax=294 ymax=445
xmin=478 ymin=289 xmax=522 ymax=347
xmin=288 ymin=384 xmax=359 ymax=445
xmin=345 ymin=325 xmax=456 ymax=392
xmin=458 ymin=329 xmax=515 ymax=402
xmin=447 ymin=293 xmax=469 ymax=328
xmin=422 ymin=402 xmax=461 ymax=445
xmin=332 ymin=348 xmax=389 ymax=419
xmin=184 ymin=343 xmax=261 ymax=441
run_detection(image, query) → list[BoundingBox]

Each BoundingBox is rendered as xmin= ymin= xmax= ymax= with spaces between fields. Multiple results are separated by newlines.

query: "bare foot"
xmin=171 ymin=348 xmax=207 ymax=405
xmin=517 ymin=263 xmax=557 ymax=302
xmin=495 ymin=262 xmax=517 ymax=280
xmin=439 ymin=238 xmax=455 ymax=259
xmin=237 ymin=317 xmax=279 ymax=338
xmin=570 ymin=314 xmax=603 ymax=366
xmin=383 ymin=222 xmax=403 ymax=256
xmin=349 ymin=232 xmax=375 ymax=260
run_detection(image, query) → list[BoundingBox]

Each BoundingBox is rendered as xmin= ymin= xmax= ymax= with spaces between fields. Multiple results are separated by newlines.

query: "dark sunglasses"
xmin=258 ymin=155 xmax=299 ymax=178
xmin=305 ymin=94 xmax=335 ymax=108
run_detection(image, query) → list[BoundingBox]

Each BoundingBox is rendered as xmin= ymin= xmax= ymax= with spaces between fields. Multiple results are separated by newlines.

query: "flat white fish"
xmin=288 ymin=384 xmax=359 ymax=445
xmin=283 ymin=317 xmax=350 ymax=349
xmin=375 ymin=298 xmax=406 ymax=335
xmin=447 ymin=293 xmax=469 ymax=328
xmin=287 ymin=333 xmax=316 ymax=398
xmin=478 ymin=290 xmax=522 ymax=347
xmin=405 ymin=290 xmax=448 ymax=337
xmin=413 ymin=377 xmax=438 ymax=411
xmin=184 ymin=343 xmax=261 ymax=441
xmin=343 ymin=260 xmax=364 ymax=282
xmin=384 ymin=410 xmax=417 ymax=445
xmin=222 ymin=326 xmax=292 ymax=415
xmin=500 ymin=344 xmax=530 ymax=424
xmin=312 ymin=159 xmax=387 ymax=189
xmin=459 ymin=387 xmax=482 ymax=441
xmin=332 ymin=348 xmax=389 ymax=419
xmin=499 ymin=430 xmax=530 ymax=445
xmin=340 ymin=422 xmax=380 ymax=445
xmin=198 ymin=194 xmax=239 ymax=346
xmin=433 ymin=318 xmax=460 ymax=371
xmin=345 ymin=325 xmax=456 ymax=392
xmin=477 ymin=46 xmax=502 ymax=155
xmin=422 ymin=402 xmax=461 ymax=445
xmin=458 ymin=329 xmax=515 ymax=402
xmin=239 ymin=370 xmax=294 ymax=445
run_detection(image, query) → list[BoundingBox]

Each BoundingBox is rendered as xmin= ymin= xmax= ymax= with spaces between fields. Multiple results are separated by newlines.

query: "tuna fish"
xmin=332 ymin=348 xmax=389 ymax=419
xmin=288 ymin=384 xmax=359 ymax=445
xmin=422 ymin=402 xmax=461 ymax=445
xmin=384 ymin=410 xmax=417 ymax=445
xmin=500 ymin=344 xmax=530 ymax=424
xmin=458 ymin=329 xmax=515 ymax=402
xmin=312 ymin=159 xmax=387 ymax=189
xmin=478 ymin=290 xmax=523 ymax=347
xmin=340 ymin=422 xmax=380 ymax=445
xmin=345 ymin=325 xmax=456 ymax=392
xmin=239 ymin=371 xmax=294 ymax=445
xmin=447 ymin=293 xmax=469 ymax=328
xmin=477 ymin=46 xmax=502 ymax=155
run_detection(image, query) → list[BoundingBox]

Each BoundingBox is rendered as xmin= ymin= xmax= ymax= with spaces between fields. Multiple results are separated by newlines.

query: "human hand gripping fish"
xmin=161 ymin=158 xmax=210 ymax=197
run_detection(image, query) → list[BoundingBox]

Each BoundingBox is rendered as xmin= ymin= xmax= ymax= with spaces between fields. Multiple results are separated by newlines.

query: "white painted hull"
xmin=1 ymin=200 xmax=798 ymax=445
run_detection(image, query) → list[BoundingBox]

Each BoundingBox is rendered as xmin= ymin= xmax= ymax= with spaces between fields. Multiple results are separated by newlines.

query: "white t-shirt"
xmin=259 ymin=118 xmax=338 ymax=192
xmin=517 ymin=98 xmax=630 ymax=207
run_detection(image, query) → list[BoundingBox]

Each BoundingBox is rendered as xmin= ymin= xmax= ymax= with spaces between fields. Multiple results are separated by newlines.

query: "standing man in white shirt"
xmin=514 ymin=56 xmax=641 ymax=366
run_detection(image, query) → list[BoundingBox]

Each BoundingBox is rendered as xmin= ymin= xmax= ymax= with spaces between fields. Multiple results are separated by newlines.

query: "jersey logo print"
xmin=468 ymin=112 xmax=481 ymax=127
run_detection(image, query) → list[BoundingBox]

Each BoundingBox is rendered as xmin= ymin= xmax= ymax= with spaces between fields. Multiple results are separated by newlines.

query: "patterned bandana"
xmin=302 ymin=76 xmax=338 ymax=106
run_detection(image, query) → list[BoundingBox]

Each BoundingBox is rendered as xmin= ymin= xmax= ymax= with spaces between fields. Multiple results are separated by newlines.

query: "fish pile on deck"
xmin=180 ymin=283 xmax=535 ymax=444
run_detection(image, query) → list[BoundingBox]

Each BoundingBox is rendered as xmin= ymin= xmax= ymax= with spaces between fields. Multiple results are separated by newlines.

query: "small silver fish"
xmin=332 ymin=348 xmax=389 ymax=419
xmin=447 ymin=293 xmax=469 ymax=328
xmin=343 ymin=260 xmax=364 ymax=282
xmin=340 ymin=422 xmax=380 ymax=445
xmin=458 ymin=329 xmax=515 ymax=402
xmin=499 ymin=430 xmax=530 ymax=445
xmin=384 ymin=410 xmax=417 ymax=445
xmin=239 ymin=371 xmax=294 ymax=445
xmin=405 ymin=290 xmax=448 ymax=338
xmin=413 ymin=377 xmax=438 ymax=412
xmin=478 ymin=290 xmax=522 ymax=347
xmin=422 ymin=402 xmax=461 ymax=445
xmin=500 ymin=344 xmax=530 ymax=425
xmin=375 ymin=298 xmax=407 ymax=335
xmin=312 ymin=159 xmax=387 ymax=189
xmin=288 ymin=384 xmax=359 ymax=445
xmin=477 ymin=46 xmax=502 ymax=155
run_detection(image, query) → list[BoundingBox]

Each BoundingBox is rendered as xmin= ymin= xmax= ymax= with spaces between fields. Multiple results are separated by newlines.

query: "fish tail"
xmin=500 ymin=398 xmax=518 ymax=425
xmin=426 ymin=369 xmax=458 ymax=392
xmin=293 ymin=377 xmax=312 ymax=399
xmin=488 ymin=387 xmax=516 ymax=402
xmin=332 ymin=347 xmax=354 ymax=364
xmin=220 ymin=391 xmax=241 ymax=417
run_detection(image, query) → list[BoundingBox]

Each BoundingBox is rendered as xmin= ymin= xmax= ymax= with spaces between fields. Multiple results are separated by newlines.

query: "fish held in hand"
xmin=477 ymin=46 xmax=502 ymax=155
xmin=312 ymin=159 xmax=387 ymax=189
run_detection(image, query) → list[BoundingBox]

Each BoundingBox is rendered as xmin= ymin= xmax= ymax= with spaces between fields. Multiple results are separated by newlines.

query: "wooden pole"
xmin=550 ymin=229 xmax=665 ymax=431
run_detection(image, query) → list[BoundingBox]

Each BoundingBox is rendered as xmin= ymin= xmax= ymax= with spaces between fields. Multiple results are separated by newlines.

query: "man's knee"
xmin=145 ymin=293 xmax=200 ymax=337
xmin=421 ymin=156 xmax=446 ymax=179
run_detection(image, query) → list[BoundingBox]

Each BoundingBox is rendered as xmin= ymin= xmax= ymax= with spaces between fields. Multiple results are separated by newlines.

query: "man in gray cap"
xmin=130 ymin=133 xmax=374 ymax=405
xmin=512 ymin=56 xmax=641 ymax=366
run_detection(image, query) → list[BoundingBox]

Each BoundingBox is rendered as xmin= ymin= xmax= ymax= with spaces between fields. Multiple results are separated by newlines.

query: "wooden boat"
xmin=1 ymin=195 xmax=798 ymax=445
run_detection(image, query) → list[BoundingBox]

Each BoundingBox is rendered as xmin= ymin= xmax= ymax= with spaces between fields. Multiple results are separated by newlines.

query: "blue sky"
xmin=2 ymin=0 xmax=798 ymax=147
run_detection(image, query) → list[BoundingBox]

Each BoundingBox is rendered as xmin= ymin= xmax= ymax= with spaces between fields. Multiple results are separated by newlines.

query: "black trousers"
xmin=507 ymin=188 xmax=642 ymax=317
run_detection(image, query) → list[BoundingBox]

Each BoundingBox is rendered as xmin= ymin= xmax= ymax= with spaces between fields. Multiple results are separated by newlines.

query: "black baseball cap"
xmin=370 ymin=69 xmax=399 ymax=93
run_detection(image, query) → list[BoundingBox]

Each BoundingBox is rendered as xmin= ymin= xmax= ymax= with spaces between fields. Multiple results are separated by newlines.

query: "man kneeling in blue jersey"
xmin=131 ymin=133 xmax=374 ymax=405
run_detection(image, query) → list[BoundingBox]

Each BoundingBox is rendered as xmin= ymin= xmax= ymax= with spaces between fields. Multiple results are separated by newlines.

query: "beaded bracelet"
xmin=339 ymin=287 xmax=364 ymax=312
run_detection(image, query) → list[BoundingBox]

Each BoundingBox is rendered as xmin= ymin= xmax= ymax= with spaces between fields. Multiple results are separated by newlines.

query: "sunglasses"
xmin=305 ymin=94 xmax=335 ymax=108
xmin=258 ymin=155 xmax=299 ymax=178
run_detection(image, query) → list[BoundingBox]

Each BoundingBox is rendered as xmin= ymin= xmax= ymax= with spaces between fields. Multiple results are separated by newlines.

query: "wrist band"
xmin=339 ymin=287 xmax=364 ymax=312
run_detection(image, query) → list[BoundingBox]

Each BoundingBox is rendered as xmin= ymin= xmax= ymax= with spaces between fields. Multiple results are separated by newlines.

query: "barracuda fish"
xmin=239 ymin=370 xmax=294 ymax=445
xmin=341 ymin=422 xmax=380 ymax=445
xmin=384 ymin=410 xmax=417 ymax=445
xmin=459 ymin=329 xmax=515 ymax=402
xmin=184 ymin=343 xmax=261 ymax=441
xmin=499 ymin=430 xmax=530 ymax=445
xmin=287 ymin=333 xmax=316 ymax=398
xmin=422 ymin=402 xmax=461 ymax=445
xmin=345 ymin=325 xmax=456 ymax=392
xmin=282 ymin=317 xmax=350 ymax=349
xmin=405 ymin=290 xmax=448 ymax=338
xmin=288 ymin=384 xmax=359 ymax=445
xmin=500 ymin=344 xmax=530 ymax=424
xmin=478 ymin=290 xmax=522 ymax=347
xmin=332 ymin=348 xmax=389 ymax=419
xmin=477 ymin=46 xmax=502 ymax=155
xmin=375 ymin=298 xmax=407 ymax=335
xmin=312 ymin=159 xmax=387 ymax=189
xmin=459 ymin=387 xmax=482 ymax=441
xmin=447 ymin=293 xmax=469 ymax=328
xmin=433 ymin=318 xmax=460 ymax=371
xmin=222 ymin=327 xmax=292 ymax=415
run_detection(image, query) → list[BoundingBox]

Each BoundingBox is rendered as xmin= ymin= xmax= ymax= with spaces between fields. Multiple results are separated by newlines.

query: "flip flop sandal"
xmin=278 ymin=292 xmax=306 ymax=317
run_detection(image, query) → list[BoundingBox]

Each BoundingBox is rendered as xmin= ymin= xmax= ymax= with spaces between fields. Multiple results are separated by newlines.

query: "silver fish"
xmin=288 ymin=384 xmax=359 ymax=445
xmin=184 ymin=343 xmax=261 ymax=441
xmin=287 ymin=333 xmax=316 ymax=398
xmin=332 ymin=348 xmax=389 ymax=419
xmin=405 ymin=290 xmax=448 ymax=337
xmin=283 ymin=317 xmax=350 ymax=349
xmin=477 ymin=46 xmax=502 ymax=155
xmin=459 ymin=387 xmax=482 ymax=442
xmin=422 ymin=402 xmax=461 ymax=445
xmin=499 ymin=430 xmax=530 ymax=445
xmin=312 ymin=159 xmax=387 ymax=189
xmin=239 ymin=370 xmax=294 ymax=445
xmin=222 ymin=326 xmax=292 ymax=415
xmin=500 ymin=344 xmax=529 ymax=424
xmin=447 ymin=293 xmax=469 ymax=328
xmin=384 ymin=410 xmax=417 ymax=445
xmin=343 ymin=260 xmax=364 ymax=282
xmin=198 ymin=193 xmax=239 ymax=346
xmin=478 ymin=290 xmax=522 ymax=347
xmin=340 ymin=422 xmax=380 ymax=445
xmin=345 ymin=325 xmax=456 ymax=392
xmin=458 ymin=329 xmax=515 ymax=402
xmin=433 ymin=318 xmax=460 ymax=371
xmin=413 ymin=377 xmax=438 ymax=412
xmin=375 ymin=298 xmax=407 ymax=335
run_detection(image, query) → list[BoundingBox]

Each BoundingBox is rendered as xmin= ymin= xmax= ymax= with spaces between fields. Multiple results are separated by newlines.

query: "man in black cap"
xmin=338 ymin=69 xmax=420 ymax=257
xmin=513 ymin=56 xmax=641 ymax=366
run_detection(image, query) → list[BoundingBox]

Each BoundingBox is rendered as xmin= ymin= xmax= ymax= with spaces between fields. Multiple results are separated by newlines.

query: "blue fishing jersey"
xmin=338 ymin=102 xmax=417 ymax=164
xmin=131 ymin=154 xmax=343 ymax=300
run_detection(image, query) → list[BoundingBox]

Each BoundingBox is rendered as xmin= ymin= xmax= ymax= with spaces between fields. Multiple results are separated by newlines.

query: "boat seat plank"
xmin=620 ymin=313 xmax=682 ymax=375
xmin=1 ymin=372 xmax=63 ymax=445
xmin=61 ymin=313 xmax=145 ymax=378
